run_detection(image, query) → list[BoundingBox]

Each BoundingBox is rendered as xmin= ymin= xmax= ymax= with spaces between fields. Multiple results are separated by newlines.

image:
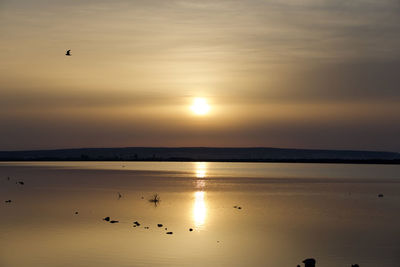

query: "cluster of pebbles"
xmin=101 ymin=218 xmax=196 ymax=235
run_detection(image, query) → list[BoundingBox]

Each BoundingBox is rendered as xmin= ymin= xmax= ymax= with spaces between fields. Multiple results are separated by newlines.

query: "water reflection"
xmin=193 ymin=162 xmax=207 ymax=228
xmin=193 ymin=191 xmax=206 ymax=228
xmin=195 ymin=162 xmax=207 ymax=178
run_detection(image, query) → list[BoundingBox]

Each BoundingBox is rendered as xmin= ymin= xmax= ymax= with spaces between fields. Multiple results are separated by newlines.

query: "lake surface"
xmin=1 ymin=162 xmax=400 ymax=267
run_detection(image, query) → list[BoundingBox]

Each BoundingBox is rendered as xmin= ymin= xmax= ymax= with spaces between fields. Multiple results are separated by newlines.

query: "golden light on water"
xmin=192 ymin=162 xmax=207 ymax=228
xmin=195 ymin=162 xmax=207 ymax=178
xmin=193 ymin=191 xmax=207 ymax=228
xmin=190 ymin=98 xmax=210 ymax=115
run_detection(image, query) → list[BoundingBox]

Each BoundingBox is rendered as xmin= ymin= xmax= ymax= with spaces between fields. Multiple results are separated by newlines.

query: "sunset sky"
xmin=1 ymin=0 xmax=399 ymax=151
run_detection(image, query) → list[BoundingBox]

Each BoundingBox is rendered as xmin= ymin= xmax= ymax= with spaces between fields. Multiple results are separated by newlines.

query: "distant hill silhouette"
xmin=0 ymin=147 xmax=399 ymax=163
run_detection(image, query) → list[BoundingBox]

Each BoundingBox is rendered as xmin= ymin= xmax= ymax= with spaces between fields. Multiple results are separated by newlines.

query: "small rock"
xmin=351 ymin=264 xmax=359 ymax=267
xmin=189 ymin=228 xmax=193 ymax=232
xmin=303 ymin=258 xmax=316 ymax=267
xmin=233 ymin=206 xmax=237 ymax=208
xmin=17 ymin=181 xmax=24 ymax=185
xmin=103 ymin=216 xmax=110 ymax=221
xmin=144 ymin=226 xmax=149 ymax=229
xmin=157 ymin=224 xmax=163 ymax=227
xmin=134 ymin=221 xmax=141 ymax=226
xmin=166 ymin=232 xmax=173 ymax=235
xmin=110 ymin=220 xmax=119 ymax=223
xmin=75 ymin=211 xmax=79 ymax=214
xmin=378 ymin=194 xmax=384 ymax=198
xmin=165 ymin=228 xmax=168 ymax=230
xmin=5 ymin=200 xmax=12 ymax=203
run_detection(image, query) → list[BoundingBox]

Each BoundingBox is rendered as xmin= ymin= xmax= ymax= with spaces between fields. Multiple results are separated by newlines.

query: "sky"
xmin=1 ymin=0 xmax=399 ymax=151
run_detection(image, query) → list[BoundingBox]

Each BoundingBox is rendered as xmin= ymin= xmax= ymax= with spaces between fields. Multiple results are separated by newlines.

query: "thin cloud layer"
xmin=0 ymin=0 xmax=399 ymax=150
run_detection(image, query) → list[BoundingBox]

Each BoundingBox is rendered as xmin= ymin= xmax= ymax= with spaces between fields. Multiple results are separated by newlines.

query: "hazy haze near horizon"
xmin=1 ymin=0 xmax=400 ymax=151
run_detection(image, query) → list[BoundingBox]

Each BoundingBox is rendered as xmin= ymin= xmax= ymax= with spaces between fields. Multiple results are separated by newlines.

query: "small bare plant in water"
xmin=149 ymin=194 xmax=160 ymax=206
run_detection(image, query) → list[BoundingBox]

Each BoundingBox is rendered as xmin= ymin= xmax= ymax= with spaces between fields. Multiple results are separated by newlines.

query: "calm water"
xmin=1 ymin=162 xmax=400 ymax=267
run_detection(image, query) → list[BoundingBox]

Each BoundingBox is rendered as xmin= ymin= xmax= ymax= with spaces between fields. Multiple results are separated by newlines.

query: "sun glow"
xmin=191 ymin=98 xmax=210 ymax=115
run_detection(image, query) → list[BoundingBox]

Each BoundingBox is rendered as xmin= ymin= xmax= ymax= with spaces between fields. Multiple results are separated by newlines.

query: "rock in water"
xmin=303 ymin=258 xmax=316 ymax=267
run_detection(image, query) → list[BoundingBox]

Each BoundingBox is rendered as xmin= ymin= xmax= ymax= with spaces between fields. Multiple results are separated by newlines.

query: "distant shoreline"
xmin=1 ymin=159 xmax=400 ymax=165
xmin=1 ymin=147 xmax=399 ymax=164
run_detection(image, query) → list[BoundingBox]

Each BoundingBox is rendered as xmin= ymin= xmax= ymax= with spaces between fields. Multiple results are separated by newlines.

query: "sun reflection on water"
xmin=192 ymin=162 xmax=207 ymax=228
xmin=193 ymin=191 xmax=206 ymax=228
xmin=195 ymin=162 xmax=207 ymax=178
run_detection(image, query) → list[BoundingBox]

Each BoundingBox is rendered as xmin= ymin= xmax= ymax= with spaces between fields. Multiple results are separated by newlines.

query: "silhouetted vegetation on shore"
xmin=0 ymin=147 xmax=399 ymax=164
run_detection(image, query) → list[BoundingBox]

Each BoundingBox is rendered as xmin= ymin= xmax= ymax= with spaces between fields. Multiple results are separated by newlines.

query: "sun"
xmin=191 ymin=98 xmax=210 ymax=115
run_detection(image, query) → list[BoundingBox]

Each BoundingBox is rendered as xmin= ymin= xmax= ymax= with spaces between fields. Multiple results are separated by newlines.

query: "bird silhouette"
xmin=65 ymin=50 xmax=71 ymax=56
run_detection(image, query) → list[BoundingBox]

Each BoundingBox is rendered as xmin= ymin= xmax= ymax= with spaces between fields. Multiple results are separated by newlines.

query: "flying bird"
xmin=65 ymin=50 xmax=71 ymax=56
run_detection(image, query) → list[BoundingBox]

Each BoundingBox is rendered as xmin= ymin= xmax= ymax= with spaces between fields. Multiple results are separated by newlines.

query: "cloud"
xmin=1 ymin=0 xmax=400 ymax=150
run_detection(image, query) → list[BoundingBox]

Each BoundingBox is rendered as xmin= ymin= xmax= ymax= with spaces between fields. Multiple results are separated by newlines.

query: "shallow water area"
xmin=1 ymin=162 xmax=400 ymax=267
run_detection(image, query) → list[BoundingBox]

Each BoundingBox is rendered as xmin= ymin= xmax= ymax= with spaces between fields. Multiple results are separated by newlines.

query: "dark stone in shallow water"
xmin=110 ymin=220 xmax=119 ymax=223
xmin=189 ymin=228 xmax=193 ymax=231
xmin=166 ymin=232 xmax=173 ymax=235
xmin=134 ymin=221 xmax=140 ymax=226
xmin=303 ymin=258 xmax=316 ymax=267
xmin=103 ymin=216 xmax=110 ymax=221
xmin=157 ymin=224 xmax=163 ymax=227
